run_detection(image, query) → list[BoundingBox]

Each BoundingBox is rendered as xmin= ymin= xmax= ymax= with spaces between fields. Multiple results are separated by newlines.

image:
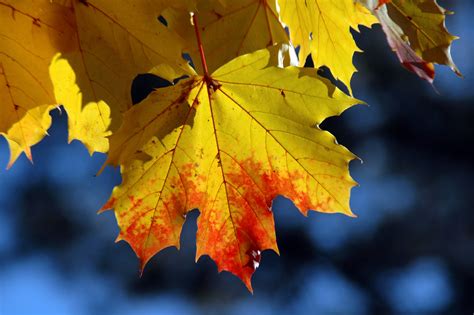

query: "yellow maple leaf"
xmin=279 ymin=0 xmax=377 ymax=93
xmin=101 ymin=47 xmax=360 ymax=291
xmin=0 ymin=0 xmax=76 ymax=167
xmin=1 ymin=0 xmax=195 ymax=167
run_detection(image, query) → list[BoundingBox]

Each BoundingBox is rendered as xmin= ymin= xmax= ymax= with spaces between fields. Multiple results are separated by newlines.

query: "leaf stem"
xmin=192 ymin=13 xmax=210 ymax=79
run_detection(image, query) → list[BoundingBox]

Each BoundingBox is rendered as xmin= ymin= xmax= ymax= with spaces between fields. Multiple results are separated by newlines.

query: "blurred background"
xmin=1 ymin=1 xmax=473 ymax=314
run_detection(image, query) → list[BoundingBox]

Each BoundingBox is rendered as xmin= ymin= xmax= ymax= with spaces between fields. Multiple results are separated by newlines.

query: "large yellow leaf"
xmin=163 ymin=0 xmax=289 ymax=74
xmin=279 ymin=0 xmax=377 ymax=92
xmin=1 ymin=0 xmax=195 ymax=166
xmin=102 ymin=48 xmax=359 ymax=291
xmin=0 ymin=1 xmax=76 ymax=167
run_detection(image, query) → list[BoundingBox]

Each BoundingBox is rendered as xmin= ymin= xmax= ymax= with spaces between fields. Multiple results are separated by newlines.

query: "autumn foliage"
xmin=0 ymin=0 xmax=459 ymax=291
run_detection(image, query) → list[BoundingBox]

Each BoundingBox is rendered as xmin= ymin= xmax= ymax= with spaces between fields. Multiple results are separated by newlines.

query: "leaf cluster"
xmin=0 ymin=0 xmax=459 ymax=290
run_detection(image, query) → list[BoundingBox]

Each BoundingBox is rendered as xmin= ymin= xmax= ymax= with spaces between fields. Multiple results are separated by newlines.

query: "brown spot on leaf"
xmin=32 ymin=17 xmax=40 ymax=27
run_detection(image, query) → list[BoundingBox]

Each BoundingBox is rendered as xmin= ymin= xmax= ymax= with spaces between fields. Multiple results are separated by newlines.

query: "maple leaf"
xmin=385 ymin=0 xmax=460 ymax=75
xmin=0 ymin=1 xmax=76 ymax=167
xmin=278 ymin=0 xmax=377 ymax=93
xmin=360 ymin=0 xmax=460 ymax=81
xmin=1 ymin=0 xmax=195 ymax=166
xmin=101 ymin=46 xmax=359 ymax=291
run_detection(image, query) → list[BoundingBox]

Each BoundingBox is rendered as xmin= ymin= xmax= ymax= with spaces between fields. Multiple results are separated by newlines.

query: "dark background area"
xmin=1 ymin=1 xmax=473 ymax=314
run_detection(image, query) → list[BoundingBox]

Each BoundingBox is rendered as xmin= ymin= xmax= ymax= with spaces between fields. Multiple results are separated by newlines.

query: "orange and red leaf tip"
xmin=97 ymin=197 xmax=116 ymax=214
